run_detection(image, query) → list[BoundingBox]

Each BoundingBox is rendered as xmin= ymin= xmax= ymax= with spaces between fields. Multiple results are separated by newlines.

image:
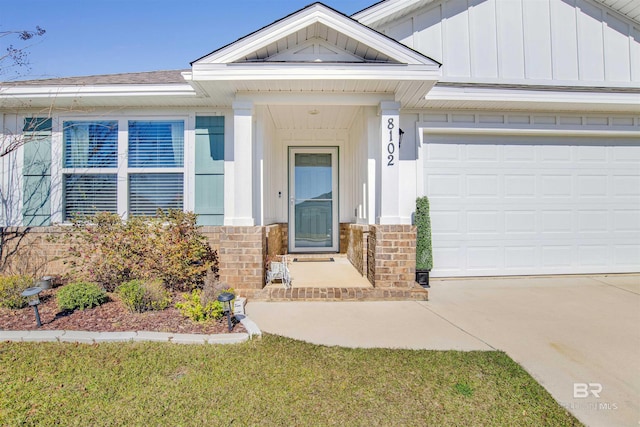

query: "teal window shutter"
xmin=23 ymin=118 xmax=52 ymax=226
xmin=194 ymin=116 xmax=224 ymax=225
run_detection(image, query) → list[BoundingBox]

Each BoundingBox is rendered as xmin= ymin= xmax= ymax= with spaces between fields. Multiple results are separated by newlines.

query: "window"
xmin=64 ymin=174 xmax=118 ymax=216
xmin=64 ymin=121 xmax=118 ymax=168
xmin=128 ymin=121 xmax=184 ymax=167
xmin=63 ymin=121 xmax=118 ymax=219
xmin=62 ymin=119 xmax=185 ymax=220
xmin=129 ymin=173 xmax=184 ymax=216
xmin=128 ymin=120 xmax=184 ymax=216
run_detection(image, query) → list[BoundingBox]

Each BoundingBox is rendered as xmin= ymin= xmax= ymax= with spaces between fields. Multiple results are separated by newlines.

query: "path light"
xmin=217 ymin=292 xmax=235 ymax=332
xmin=21 ymin=287 xmax=43 ymax=327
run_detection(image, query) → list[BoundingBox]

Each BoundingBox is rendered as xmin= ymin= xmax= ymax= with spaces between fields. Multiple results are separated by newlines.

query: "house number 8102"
xmin=387 ymin=118 xmax=395 ymax=166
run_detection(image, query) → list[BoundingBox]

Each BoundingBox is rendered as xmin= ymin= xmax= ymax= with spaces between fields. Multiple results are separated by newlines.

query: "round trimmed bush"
xmin=57 ymin=282 xmax=108 ymax=311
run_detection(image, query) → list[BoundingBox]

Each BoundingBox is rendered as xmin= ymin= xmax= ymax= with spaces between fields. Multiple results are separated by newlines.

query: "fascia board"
xmin=0 ymin=84 xmax=197 ymax=99
xmin=198 ymin=5 xmax=435 ymax=66
xmin=426 ymin=85 xmax=640 ymax=108
xmin=190 ymin=64 xmax=441 ymax=81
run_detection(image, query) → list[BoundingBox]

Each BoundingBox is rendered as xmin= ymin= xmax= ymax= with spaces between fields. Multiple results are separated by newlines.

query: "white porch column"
xmin=228 ymin=101 xmax=255 ymax=226
xmin=377 ymin=101 xmax=401 ymax=225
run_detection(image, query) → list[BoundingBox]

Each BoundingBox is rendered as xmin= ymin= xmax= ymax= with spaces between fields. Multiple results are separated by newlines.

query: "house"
xmin=1 ymin=0 xmax=638 ymax=297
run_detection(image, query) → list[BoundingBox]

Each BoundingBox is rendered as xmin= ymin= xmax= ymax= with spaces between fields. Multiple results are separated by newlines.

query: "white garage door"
xmin=423 ymin=135 xmax=640 ymax=277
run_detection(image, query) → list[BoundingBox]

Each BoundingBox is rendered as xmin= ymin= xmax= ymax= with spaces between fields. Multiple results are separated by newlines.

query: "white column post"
xmin=229 ymin=101 xmax=254 ymax=226
xmin=377 ymin=101 xmax=401 ymax=225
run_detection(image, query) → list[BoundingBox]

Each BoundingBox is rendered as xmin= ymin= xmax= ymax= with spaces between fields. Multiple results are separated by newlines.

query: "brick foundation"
xmin=2 ymin=222 xmax=423 ymax=299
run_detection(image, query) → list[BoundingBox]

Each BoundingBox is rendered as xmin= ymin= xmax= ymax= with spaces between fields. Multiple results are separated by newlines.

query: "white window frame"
xmin=52 ymin=115 xmax=189 ymax=222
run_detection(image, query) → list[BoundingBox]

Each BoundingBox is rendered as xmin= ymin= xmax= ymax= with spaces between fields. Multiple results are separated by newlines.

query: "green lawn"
xmin=0 ymin=335 xmax=581 ymax=426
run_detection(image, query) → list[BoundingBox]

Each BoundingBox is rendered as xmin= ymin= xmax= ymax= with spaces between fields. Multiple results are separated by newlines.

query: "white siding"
xmin=375 ymin=0 xmax=640 ymax=85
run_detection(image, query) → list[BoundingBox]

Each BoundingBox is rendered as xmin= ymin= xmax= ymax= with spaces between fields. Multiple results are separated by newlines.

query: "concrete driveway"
xmin=246 ymin=274 xmax=640 ymax=427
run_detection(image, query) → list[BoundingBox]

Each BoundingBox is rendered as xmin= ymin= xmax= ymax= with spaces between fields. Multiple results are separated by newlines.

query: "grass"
xmin=0 ymin=335 xmax=581 ymax=426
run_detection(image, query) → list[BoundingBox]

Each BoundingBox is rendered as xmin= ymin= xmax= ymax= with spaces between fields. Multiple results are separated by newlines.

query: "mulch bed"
xmin=0 ymin=287 xmax=246 ymax=335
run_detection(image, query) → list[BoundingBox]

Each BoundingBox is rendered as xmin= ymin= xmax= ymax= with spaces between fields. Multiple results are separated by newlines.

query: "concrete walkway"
xmin=246 ymin=274 xmax=640 ymax=427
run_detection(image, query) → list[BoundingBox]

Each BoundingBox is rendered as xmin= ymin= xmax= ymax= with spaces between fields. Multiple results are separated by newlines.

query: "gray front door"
xmin=288 ymin=147 xmax=339 ymax=252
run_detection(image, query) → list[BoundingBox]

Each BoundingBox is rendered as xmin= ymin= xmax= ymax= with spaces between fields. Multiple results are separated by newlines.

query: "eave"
xmin=423 ymin=84 xmax=640 ymax=113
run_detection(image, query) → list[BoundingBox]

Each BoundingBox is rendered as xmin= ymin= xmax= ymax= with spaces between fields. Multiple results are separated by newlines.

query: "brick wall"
xmin=368 ymin=225 xmax=418 ymax=288
xmin=265 ymin=224 xmax=285 ymax=259
xmin=216 ymin=226 xmax=265 ymax=290
xmin=346 ymin=224 xmax=369 ymax=279
xmin=0 ymin=227 xmax=69 ymax=277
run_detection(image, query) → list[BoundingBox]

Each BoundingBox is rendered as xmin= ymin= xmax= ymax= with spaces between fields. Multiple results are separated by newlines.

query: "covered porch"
xmin=187 ymin=3 xmax=440 ymax=300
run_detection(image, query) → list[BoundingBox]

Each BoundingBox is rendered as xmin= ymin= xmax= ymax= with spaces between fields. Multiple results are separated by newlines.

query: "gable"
xmin=236 ymin=23 xmax=399 ymax=64
xmin=192 ymin=3 xmax=439 ymax=67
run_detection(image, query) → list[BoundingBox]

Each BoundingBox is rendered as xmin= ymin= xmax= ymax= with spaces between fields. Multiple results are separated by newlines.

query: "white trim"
xmin=353 ymin=0 xmax=438 ymax=26
xmin=426 ymin=85 xmax=640 ymax=105
xmin=53 ymin=115 xmax=189 ymax=222
xmin=50 ymin=119 xmax=63 ymax=224
xmin=288 ymin=146 xmax=339 ymax=253
xmin=0 ymin=84 xmax=196 ymax=100
xmin=420 ymin=125 xmax=640 ymax=138
xmin=191 ymin=64 xmax=440 ymax=81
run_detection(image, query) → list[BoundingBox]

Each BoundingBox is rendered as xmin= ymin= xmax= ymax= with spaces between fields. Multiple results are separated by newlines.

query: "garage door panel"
xmin=505 ymin=211 xmax=537 ymax=233
xmin=424 ymin=137 xmax=640 ymax=277
xmin=541 ymin=246 xmax=573 ymax=267
xmin=612 ymin=175 xmax=640 ymax=196
xmin=615 ymin=245 xmax=640 ymax=267
xmin=467 ymin=246 xmax=501 ymax=270
xmin=578 ymin=245 xmax=609 ymax=266
xmin=578 ymin=210 xmax=608 ymax=232
xmin=505 ymin=246 xmax=537 ymax=268
xmin=613 ymin=146 xmax=640 ymax=162
xmin=613 ymin=210 xmax=640 ymax=232
xmin=541 ymin=175 xmax=572 ymax=197
xmin=577 ymin=145 xmax=608 ymax=162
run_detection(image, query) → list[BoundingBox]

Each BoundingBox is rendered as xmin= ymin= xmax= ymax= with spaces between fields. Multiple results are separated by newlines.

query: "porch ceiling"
xmin=267 ymin=105 xmax=361 ymax=130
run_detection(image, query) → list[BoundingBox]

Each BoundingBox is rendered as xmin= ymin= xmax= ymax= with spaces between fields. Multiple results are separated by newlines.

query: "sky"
xmin=1 ymin=0 xmax=376 ymax=81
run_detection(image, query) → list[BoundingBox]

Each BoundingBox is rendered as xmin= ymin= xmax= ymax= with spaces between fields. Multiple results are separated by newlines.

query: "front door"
xmin=288 ymin=147 xmax=339 ymax=252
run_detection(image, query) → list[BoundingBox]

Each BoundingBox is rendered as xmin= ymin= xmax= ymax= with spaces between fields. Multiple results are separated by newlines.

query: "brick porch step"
xmin=238 ymin=286 xmax=428 ymax=302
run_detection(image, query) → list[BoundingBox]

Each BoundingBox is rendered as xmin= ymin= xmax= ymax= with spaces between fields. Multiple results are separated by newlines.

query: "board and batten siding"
xmin=379 ymin=0 xmax=640 ymax=84
xmin=22 ymin=118 xmax=52 ymax=226
xmin=194 ymin=116 xmax=224 ymax=225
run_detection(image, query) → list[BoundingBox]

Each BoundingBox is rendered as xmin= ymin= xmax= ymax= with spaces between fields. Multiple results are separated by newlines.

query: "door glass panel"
xmin=294 ymin=153 xmax=333 ymax=248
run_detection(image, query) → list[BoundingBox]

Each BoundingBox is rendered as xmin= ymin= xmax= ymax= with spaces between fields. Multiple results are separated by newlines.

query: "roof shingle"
xmin=4 ymin=70 xmax=189 ymax=86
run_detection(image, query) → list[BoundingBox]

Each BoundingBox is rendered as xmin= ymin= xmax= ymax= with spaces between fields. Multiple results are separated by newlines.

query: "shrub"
xmin=0 ymin=275 xmax=32 ymax=309
xmin=57 ymin=282 xmax=108 ymax=311
xmin=116 ymin=279 xmax=171 ymax=313
xmin=63 ymin=210 xmax=218 ymax=292
xmin=176 ymin=284 xmax=234 ymax=323
xmin=415 ymin=196 xmax=433 ymax=271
